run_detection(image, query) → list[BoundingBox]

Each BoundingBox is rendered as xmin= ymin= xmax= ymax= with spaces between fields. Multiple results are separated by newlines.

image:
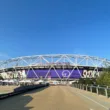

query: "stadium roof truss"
xmin=0 ymin=54 xmax=110 ymax=79
xmin=0 ymin=54 xmax=110 ymax=69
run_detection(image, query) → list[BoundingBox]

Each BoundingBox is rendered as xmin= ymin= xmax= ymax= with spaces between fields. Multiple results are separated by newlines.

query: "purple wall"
xmin=25 ymin=69 xmax=83 ymax=79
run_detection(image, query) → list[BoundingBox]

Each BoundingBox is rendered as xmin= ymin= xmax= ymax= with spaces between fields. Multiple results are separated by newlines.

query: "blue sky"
xmin=0 ymin=0 xmax=110 ymax=60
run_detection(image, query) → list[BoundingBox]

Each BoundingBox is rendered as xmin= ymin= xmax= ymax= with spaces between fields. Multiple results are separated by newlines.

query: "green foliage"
xmin=78 ymin=78 xmax=96 ymax=85
xmin=97 ymin=67 xmax=110 ymax=86
xmin=0 ymin=75 xmax=4 ymax=80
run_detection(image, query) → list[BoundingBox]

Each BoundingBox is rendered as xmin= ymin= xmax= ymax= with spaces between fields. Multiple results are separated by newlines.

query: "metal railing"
xmin=72 ymin=83 xmax=110 ymax=98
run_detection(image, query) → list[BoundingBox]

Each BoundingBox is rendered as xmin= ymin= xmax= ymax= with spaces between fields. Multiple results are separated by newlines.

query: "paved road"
xmin=0 ymin=86 xmax=18 ymax=93
xmin=0 ymin=86 xmax=110 ymax=110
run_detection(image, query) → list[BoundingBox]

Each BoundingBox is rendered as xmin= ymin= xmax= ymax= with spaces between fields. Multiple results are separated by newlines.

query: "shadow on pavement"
xmin=0 ymin=86 xmax=49 ymax=110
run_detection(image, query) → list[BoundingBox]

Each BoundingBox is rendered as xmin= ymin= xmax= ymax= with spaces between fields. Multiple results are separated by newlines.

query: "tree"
xmin=97 ymin=67 xmax=110 ymax=86
xmin=78 ymin=78 xmax=96 ymax=85
xmin=0 ymin=75 xmax=4 ymax=80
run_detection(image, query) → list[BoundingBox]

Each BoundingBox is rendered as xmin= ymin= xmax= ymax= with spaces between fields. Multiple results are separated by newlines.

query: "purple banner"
xmin=25 ymin=69 xmax=83 ymax=79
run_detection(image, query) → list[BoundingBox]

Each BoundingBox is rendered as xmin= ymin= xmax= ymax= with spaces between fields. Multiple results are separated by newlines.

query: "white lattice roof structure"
xmin=0 ymin=54 xmax=110 ymax=79
xmin=0 ymin=54 xmax=110 ymax=69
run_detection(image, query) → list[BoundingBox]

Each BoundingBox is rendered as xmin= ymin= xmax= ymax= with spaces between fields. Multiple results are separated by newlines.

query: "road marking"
xmin=71 ymin=88 xmax=109 ymax=110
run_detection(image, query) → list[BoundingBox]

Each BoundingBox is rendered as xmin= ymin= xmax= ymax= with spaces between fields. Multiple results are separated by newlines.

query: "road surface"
xmin=0 ymin=86 xmax=110 ymax=110
xmin=0 ymin=86 xmax=19 ymax=94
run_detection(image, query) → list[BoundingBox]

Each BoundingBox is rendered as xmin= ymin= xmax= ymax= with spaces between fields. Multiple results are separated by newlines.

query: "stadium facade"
xmin=0 ymin=54 xmax=110 ymax=80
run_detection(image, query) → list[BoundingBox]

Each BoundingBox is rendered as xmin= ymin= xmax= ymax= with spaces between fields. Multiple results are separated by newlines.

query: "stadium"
xmin=0 ymin=54 xmax=110 ymax=81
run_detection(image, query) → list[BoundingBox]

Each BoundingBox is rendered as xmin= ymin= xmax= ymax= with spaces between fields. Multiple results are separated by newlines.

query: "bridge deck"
xmin=0 ymin=86 xmax=110 ymax=110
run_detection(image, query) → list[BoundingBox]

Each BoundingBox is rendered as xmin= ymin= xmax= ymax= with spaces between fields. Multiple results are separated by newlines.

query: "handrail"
xmin=72 ymin=83 xmax=110 ymax=98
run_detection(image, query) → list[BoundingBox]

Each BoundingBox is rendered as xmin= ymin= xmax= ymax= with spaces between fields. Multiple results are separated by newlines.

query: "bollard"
xmin=78 ymin=84 xmax=80 ymax=89
xmin=83 ymin=84 xmax=85 ymax=90
xmin=78 ymin=84 xmax=79 ymax=88
xmin=76 ymin=83 xmax=77 ymax=88
xmin=86 ymin=84 xmax=88 ymax=91
xmin=90 ymin=85 xmax=92 ymax=93
xmin=77 ymin=83 xmax=78 ymax=88
xmin=105 ymin=86 xmax=108 ymax=98
xmin=82 ymin=84 xmax=84 ymax=90
xmin=80 ymin=84 xmax=82 ymax=89
xmin=79 ymin=84 xmax=80 ymax=89
xmin=96 ymin=85 xmax=99 ymax=95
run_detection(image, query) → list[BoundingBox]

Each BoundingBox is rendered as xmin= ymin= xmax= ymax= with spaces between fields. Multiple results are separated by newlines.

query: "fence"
xmin=72 ymin=83 xmax=110 ymax=98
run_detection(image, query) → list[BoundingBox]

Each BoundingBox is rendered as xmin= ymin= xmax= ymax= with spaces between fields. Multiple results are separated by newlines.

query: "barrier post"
xmin=73 ymin=83 xmax=75 ymax=87
xmin=82 ymin=84 xmax=84 ymax=90
xmin=79 ymin=84 xmax=80 ymax=89
xmin=90 ymin=85 xmax=92 ymax=93
xmin=86 ymin=84 xmax=88 ymax=91
xmin=83 ymin=84 xmax=85 ymax=90
xmin=76 ymin=83 xmax=77 ymax=88
xmin=77 ymin=83 xmax=78 ymax=88
xmin=105 ymin=86 xmax=108 ymax=98
xmin=96 ymin=85 xmax=99 ymax=95
xmin=80 ymin=84 xmax=82 ymax=89
xmin=80 ymin=84 xmax=81 ymax=89
xmin=78 ymin=84 xmax=79 ymax=88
